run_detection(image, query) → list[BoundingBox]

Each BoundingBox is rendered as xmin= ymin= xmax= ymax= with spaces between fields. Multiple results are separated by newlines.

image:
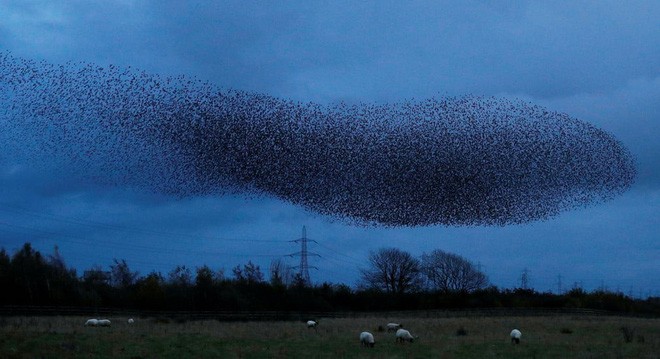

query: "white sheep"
xmin=396 ymin=328 xmax=415 ymax=343
xmin=84 ymin=318 xmax=99 ymax=326
xmin=359 ymin=331 xmax=375 ymax=348
xmin=306 ymin=320 xmax=318 ymax=329
xmin=386 ymin=322 xmax=402 ymax=332
xmin=127 ymin=318 xmax=135 ymax=324
xmin=510 ymin=329 xmax=522 ymax=344
xmin=97 ymin=319 xmax=111 ymax=327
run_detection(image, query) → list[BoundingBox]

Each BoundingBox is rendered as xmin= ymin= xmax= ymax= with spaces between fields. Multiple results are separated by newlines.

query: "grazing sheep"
xmin=510 ymin=329 xmax=522 ymax=344
xmin=127 ymin=318 xmax=135 ymax=324
xmin=84 ymin=319 xmax=99 ymax=326
xmin=396 ymin=328 xmax=415 ymax=343
xmin=306 ymin=320 xmax=317 ymax=329
xmin=386 ymin=323 xmax=403 ymax=332
xmin=97 ymin=319 xmax=111 ymax=327
xmin=360 ymin=332 xmax=375 ymax=348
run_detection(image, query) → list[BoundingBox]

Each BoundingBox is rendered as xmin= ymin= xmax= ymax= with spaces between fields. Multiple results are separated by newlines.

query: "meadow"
xmin=0 ymin=314 xmax=658 ymax=358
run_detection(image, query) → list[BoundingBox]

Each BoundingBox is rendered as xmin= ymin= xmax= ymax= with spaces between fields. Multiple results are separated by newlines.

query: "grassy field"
xmin=0 ymin=314 xmax=658 ymax=358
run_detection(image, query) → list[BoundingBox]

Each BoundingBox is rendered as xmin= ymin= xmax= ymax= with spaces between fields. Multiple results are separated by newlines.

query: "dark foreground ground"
xmin=1 ymin=315 xmax=658 ymax=358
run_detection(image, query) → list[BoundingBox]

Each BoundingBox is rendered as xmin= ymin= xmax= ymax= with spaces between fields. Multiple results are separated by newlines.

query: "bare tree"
xmin=420 ymin=250 xmax=488 ymax=293
xmin=232 ymin=261 xmax=264 ymax=284
xmin=83 ymin=264 xmax=111 ymax=285
xmin=360 ymin=247 xmax=422 ymax=294
xmin=47 ymin=245 xmax=66 ymax=273
xmin=269 ymin=258 xmax=293 ymax=287
xmin=48 ymin=245 xmax=76 ymax=279
xmin=195 ymin=265 xmax=215 ymax=288
xmin=167 ymin=265 xmax=192 ymax=286
xmin=110 ymin=259 xmax=138 ymax=289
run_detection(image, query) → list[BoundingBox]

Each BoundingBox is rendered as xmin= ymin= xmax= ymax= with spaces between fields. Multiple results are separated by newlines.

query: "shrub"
xmin=620 ymin=326 xmax=635 ymax=343
xmin=456 ymin=327 xmax=468 ymax=336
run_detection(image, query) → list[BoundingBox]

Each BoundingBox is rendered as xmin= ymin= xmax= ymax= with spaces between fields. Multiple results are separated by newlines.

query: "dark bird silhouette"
xmin=0 ymin=52 xmax=636 ymax=227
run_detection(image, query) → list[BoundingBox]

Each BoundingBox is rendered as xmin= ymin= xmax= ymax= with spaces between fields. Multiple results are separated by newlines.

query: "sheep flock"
xmin=0 ymin=53 xmax=635 ymax=227
xmin=302 ymin=319 xmax=518 ymax=348
xmin=83 ymin=316 xmax=524 ymax=349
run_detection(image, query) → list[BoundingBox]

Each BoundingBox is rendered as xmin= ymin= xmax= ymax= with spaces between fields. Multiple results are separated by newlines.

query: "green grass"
xmin=1 ymin=315 xmax=658 ymax=358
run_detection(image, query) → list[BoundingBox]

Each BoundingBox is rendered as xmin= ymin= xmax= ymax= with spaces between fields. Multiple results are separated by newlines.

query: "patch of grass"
xmin=153 ymin=317 xmax=171 ymax=324
xmin=0 ymin=315 xmax=658 ymax=358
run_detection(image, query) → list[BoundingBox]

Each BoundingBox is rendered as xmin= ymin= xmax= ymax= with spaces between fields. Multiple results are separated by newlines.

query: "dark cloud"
xmin=4 ymin=2 xmax=657 ymax=101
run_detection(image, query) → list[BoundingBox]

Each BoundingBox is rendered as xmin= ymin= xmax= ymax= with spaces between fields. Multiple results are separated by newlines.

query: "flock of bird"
xmin=0 ymin=52 xmax=635 ymax=226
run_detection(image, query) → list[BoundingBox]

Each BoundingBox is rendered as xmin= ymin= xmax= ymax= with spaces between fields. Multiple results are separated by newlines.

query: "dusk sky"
xmin=0 ymin=1 xmax=658 ymax=296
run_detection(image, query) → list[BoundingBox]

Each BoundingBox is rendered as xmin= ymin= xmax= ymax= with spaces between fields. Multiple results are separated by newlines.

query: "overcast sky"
xmin=0 ymin=1 xmax=658 ymax=296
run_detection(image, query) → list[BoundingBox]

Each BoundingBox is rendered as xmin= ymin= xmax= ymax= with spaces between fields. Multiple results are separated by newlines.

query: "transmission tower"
xmin=520 ymin=268 xmax=530 ymax=290
xmin=556 ymin=274 xmax=562 ymax=295
xmin=288 ymin=226 xmax=319 ymax=285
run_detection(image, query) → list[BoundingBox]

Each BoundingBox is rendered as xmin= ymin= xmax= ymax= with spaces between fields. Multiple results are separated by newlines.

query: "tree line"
xmin=0 ymin=243 xmax=657 ymax=316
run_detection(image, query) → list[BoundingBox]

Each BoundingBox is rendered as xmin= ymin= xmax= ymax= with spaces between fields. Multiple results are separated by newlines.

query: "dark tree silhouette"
xmin=83 ymin=265 xmax=110 ymax=285
xmin=47 ymin=245 xmax=66 ymax=273
xmin=110 ymin=259 xmax=139 ymax=289
xmin=269 ymin=258 xmax=292 ymax=287
xmin=10 ymin=243 xmax=47 ymax=304
xmin=167 ymin=265 xmax=193 ymax=287
xmin=194 ymin=265 xmax=216 ymax=309
xmin=232 ymin=261 xmax=265 ymax=284
xmin=420 ymin=249 xmax=488 ymax=292
xmin=360 ymin=248 xmax=422 ymax=294
xmin=0 ymin=248 xmax=10 ymax=304
xmin=45 ymin=245 xmax=78 ymax=305
xmin=135 ymin=271 xmax=165 ymax=309
xmin=291 ymin=273 xmax=307 ymax=289
xmin=164 ymin=265 xmax=194 ymax=309
xmin=0 ymin=242 xmax=655 ymax=315
xmin=195 ymin=265 xmax=215 ymax=288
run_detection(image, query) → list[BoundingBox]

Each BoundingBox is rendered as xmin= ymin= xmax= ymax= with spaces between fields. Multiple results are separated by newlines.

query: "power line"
xmin=0 ymin=218 xmax=366 ymax=283
xmin=0 ymin=221 xmax=287 ymax=258
xmin=313 ymin=240 xmax=364 ymax=267
xmin=0 ymin=206 xmax=384 ymax=285
xmin=0 ymin=203 xmax=287 ymax=243
xmin=1 ymin=206 xmax=366 ymax=268
xmin=0 ymin=203 xmax=370 ymax=269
